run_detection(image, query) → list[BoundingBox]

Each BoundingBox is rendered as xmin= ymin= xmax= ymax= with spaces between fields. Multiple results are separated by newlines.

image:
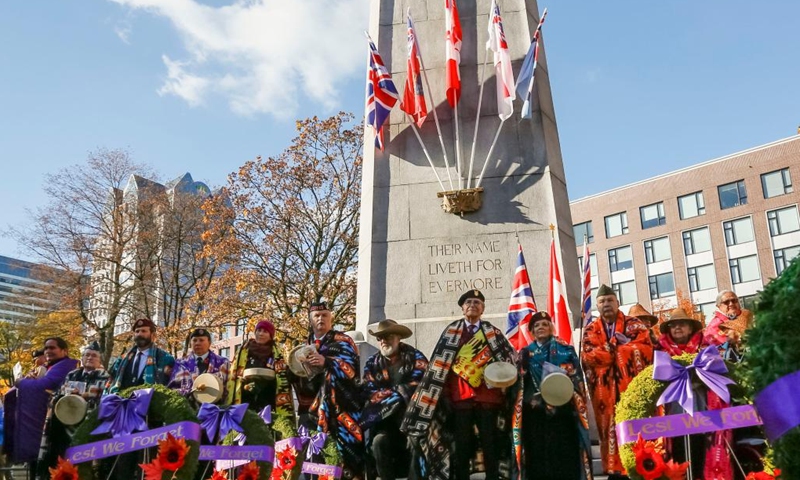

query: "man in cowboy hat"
xmin=106 ymin=318 xmax=175 ymax=393
xmin=581 ymin=285 xmax=652 ymax=478
xmin=39 ymin=341 xmax=110 ymax=477
xmin=288 ymin=301 xmax=364 ymax=480
xmin=168 ymin=328 xmax=230 ymax=405
xmin=628 ymin=303 xmax=659 ymax=344
xmin=402 ymin=289 xmax=516 ymax=480
xmin=704 ymin=290 xmax=753 ymax=354
xmin=360 ymin=320 xmax=427 ymax=480
xmin=515 ymin=312 xmax=593 ymax=480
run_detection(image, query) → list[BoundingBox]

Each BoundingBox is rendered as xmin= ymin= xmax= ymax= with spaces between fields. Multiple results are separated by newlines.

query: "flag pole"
xmin=413 ymin=12 xmax=454 ymax=191
xmin=454 ymin=103 xmax=463 ymax=189
xmin=467 ymin=44 xmax=491 ymax=189
xmin=474 ymin=118 xmax=506 ymax=188
xmin=406 ymin=115 xmax=446 ymax=191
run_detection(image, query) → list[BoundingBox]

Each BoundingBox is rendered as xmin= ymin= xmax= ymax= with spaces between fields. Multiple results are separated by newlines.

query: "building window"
xmin=729 ymin=255 xmax=760 ymax=284
xmin=573 ymin=221 xmax=594 ymax=244
xmin=678 ymin=191 xmax=705 ymax=219
xmin=723 ymin=217 xmax=754 ymax=246
xmin=220 ymin=325 xmax=230 ymax=340
xmin=640 ymin=202 xmax=667 ymax=229
xmin=683 ymin=227 xmax=712 ymax=255
xmin=767 ymin=206 xmax=800 ymax=237
xmin=774 ymin=245 xmax=800 ymax=275
xmin=605 ymin=212 xmax=629 ymax=238
xmin=688 ymin=264 xmax=716 ymax=292
xmin=608 ymin=246 xmax=633 ymax=272
xmin=219 ymin=347 xmax=230 ymax=359
xmin=612 ymin=280 xmax=637 ymax=305
xmin=644 ymin=237 xmax=671 ymax=264
xmin=235 ymin=319 xmax=247 ymax=337
xmin=718 ymin=180 xmax=747 ymax=209
xmin=577 ymin=253 xmax=598 ymax=277
xmin=698 ymin=302 xmax=716 ymax=322
xmin=648 ymin=272 xmax=676 ymax=299
xmin=761 ymin=168 xmax=793 ymax=199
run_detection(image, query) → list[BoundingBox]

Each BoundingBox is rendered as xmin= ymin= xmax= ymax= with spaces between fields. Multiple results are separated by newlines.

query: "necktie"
xmin=469 ymin=325 xmax=478 ymax=334
xmin=131 ymin=352 xmax=142 ymax=380
xmin=197 ymin=357 xmax=207 ymax=374
xmin=314 ymin=340 xmax=321 ymax=349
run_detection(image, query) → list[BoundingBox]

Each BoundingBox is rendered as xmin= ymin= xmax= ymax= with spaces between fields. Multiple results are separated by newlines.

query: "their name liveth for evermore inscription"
xmin=421 ymin=237 xmax=508 ymax=302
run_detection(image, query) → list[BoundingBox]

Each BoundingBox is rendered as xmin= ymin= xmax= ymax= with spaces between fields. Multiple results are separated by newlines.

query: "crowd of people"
xmin=0 ymin=287 xmax=753 ymax=480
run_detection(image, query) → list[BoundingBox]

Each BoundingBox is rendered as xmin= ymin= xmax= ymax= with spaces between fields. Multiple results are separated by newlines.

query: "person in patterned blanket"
xmin=360 ymin=319 xmax=428 ymax=480
xmin=288 ymin=301 xmax=365 ymax=479
xmin=401 ymin=289 xmax=516 ymax=480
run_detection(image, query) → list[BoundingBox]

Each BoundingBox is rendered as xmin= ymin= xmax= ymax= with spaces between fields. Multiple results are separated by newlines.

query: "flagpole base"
xmin=437 ymin=187 xmax=484 ymax=215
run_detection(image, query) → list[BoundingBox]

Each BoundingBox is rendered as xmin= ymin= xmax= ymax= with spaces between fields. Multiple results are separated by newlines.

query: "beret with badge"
xmin=458 ymin=289 xmax=486 ymax=307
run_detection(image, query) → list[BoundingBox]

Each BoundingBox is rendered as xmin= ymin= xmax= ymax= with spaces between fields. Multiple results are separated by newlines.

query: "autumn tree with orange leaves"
xmin=196 ymin=112 xmax=362 ymax=342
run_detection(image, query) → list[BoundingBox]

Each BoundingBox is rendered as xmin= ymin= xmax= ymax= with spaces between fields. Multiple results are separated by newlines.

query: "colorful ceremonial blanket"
xmin=360 ymin=343 xmax=428 ymax=431
xmin=169 ymin=351 xmax=230 ymax=401
xmin=307 ymin=331 xmax=364 ymax=480
xmin=512 ymin=338 xmax=593 ymax=480
xmin=401 ymin=319 xmax=515 ymax=480
xmin=106 ymin=346 xmax=175 ymax=394
xmin=451 ymin=329 xmax=491 ymax=388
xmin=581 ymin=312 xmax=652 ymax=474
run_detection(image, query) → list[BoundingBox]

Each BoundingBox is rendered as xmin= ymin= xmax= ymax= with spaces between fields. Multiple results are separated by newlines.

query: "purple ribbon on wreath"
xmin=198 ymin=403 xmax=248 ymax=443
xmin=653 ymin=345 xmax=735 ymax=416
xmin=259 ymin=405 xmax=272 ymax=425
xmin=91 ymin=388 xmax=154 ymax=437
xmin=298 ymin=425 xmax=327 ymax=460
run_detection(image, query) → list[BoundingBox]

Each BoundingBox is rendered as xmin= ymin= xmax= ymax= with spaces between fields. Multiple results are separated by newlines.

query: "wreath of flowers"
xmin=70 ymin=384 xmax=201 ymax=480
xmin=218 ymin=409 xmax=275 ymax=480
xmin=615 ymin=353 xmax=748 ymax=480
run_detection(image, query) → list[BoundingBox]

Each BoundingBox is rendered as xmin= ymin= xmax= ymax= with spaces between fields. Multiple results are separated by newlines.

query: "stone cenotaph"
xmin=356 ymin=0 xmax=580 ymax=355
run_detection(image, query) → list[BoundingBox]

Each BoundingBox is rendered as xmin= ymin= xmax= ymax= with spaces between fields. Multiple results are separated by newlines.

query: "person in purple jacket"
xmin=3 ymin=337 xmax=78 ymax=478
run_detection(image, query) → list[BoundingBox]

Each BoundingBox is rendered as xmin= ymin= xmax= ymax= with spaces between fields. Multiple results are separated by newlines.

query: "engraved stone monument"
xmin=357 ymin=0 xmax=580 ymax=355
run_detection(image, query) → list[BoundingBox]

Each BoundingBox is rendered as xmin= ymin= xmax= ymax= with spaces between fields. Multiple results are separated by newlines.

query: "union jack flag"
xmin=580 ymin=237 xmax=593 ymax=325
xmin=365 ymin=33 xmax=399 ymax=151
xmin=506 ymin=243 xmax=538 ymax=350
xmin=515 ymin=8 xmax=547 ymax=119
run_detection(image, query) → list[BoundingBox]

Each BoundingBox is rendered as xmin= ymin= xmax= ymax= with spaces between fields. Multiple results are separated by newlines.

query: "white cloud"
xmin=113 ymin=22 xmax=132 ymax=44
xmin=108 ymin=0 xmax=368 ymax=117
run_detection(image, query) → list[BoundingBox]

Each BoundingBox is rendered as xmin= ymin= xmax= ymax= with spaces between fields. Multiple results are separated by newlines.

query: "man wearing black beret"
xmin=106 ymin=318 xmax=175 ymax=394
xmin=168 ymin=328 xmax=230 ymax=405
xmin=402 ymin=289 xmax=516 ymax=480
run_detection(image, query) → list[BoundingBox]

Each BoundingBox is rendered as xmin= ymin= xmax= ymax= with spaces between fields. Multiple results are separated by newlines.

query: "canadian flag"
xmin=445 ymin=0 xmax=462 ymax=108
xmin=548 ymin=238 xmax=572 ymax=344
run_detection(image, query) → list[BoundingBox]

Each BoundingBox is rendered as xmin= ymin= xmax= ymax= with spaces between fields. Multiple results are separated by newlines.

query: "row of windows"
xmin=573 ymin=167 xmax=794 ymax=242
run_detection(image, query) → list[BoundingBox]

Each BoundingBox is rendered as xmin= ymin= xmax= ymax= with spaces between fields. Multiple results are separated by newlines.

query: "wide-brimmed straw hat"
xmin=628 ymin=303 xmax=658 ymax=327
xmin=718 ymin=310 xmax=754 ymax=336
xmin=367 ymin=319 xmax=412 ymax=339
xmin=659 ymin=308 xmax=704 ymax=335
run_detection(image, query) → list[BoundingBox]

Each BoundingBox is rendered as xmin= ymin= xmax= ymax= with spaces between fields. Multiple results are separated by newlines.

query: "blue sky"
xmin=1 ymin=0 xmax=799 ymax=260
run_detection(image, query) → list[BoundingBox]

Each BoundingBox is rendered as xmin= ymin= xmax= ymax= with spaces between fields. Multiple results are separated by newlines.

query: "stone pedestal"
xmin=357 ymin=0 xmax=580 ymax=356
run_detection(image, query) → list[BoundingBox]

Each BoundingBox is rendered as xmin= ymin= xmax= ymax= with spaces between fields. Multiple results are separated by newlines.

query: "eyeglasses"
xmin=720 ymin=299 xmax=739 ymax=305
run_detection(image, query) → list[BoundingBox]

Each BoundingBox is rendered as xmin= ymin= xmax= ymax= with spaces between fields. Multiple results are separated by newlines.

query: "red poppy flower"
xmin=49 ymin=457 xmax=79 ymax=480
xmin=157 ymin=433 xmax=190 ymax=472
xmin=139 ymin=459 xmax=164 ymax=480
xmin=277 ymin=445 xmax=297 ymax=471
xmin=270 ymin=466 xmax=285 ymax=480
xmin=663 ymin=459 xmax=690 ymax=480
xmin=746 ymin=471 xmax=780 ymax=480
xmin=236 ymin=460 xmax=260 ymax=480
xmin=209 ymin=469 xmax=229 ymax=480
xmin=632 ymin=434 xmax=666 ymax=480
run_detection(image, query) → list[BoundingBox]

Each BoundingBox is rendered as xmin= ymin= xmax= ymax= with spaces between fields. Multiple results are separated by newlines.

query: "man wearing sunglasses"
xmin=704 ymin=290 xmax=753 ymax=348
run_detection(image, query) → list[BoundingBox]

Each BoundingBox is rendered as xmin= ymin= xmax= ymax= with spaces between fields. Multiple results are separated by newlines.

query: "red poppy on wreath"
xmin=158 ymin=433 xmax=191 ymax=471
xmin=662 ymin=459 xmax=690 ymax=480
xmin=746 ymin=470 xmax=781 ymax=480
xmin=49 ymin=456 xmax=79 ymax=480
xmin=277 ymin=445 xmax=298 ymax=471
xmin=208 ymin=469 xmax=228 ymax=480
xmin=632 ymin=434 xmax=666 ymax=480
xmin=236 ymin=460 xmax=260 ymax=480
xmin=270 ymin=466 xmax=285 ymax=480
xmin=139 ymin=459 xmax=164 ymax=480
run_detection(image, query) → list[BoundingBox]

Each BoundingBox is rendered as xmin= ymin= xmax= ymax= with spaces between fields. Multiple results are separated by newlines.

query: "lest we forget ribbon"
xmin=616 ymin=347 xmax=763 ymax=444
xmin=198 ymin=402 xmax=274 ymax=462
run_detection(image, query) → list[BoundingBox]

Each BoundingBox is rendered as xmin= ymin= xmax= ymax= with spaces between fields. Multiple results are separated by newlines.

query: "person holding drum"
xmin=514 ymin=311 xmax=593 ymax=480
xmin=38 ymin=341 xmax=109 ymax=478
xmin=288 ymin=301 xmax=364 ymax=480
xmin=169 ymin=328 xmax=230 ymax=406
xmin=226 ymin=320 xmax=294 ymax=419
xmin=402 ymin=289 xmax=516 ymax=480
xmin=360 ymin=319 xmax=428 ymax=480
xmin=581 ymin=284 xmax=652 ymax=479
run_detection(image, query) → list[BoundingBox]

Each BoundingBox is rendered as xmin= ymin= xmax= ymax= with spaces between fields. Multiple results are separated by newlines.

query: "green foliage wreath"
xmin=745 ymin=256 xmax=800 ymax=477
xmin=615 ymin=353 xmax=747 ymax=479
xmin=70 ymin=384 xmax=200 ymax=480
xmin=219 ymin=409 xmax=275 ymax=480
